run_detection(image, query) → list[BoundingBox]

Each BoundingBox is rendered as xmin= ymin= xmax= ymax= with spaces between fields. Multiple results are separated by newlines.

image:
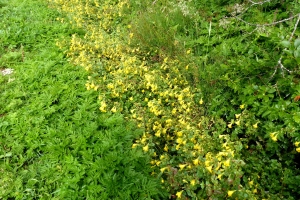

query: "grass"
xmin=0 ymin=0 xmax=164 ymax=199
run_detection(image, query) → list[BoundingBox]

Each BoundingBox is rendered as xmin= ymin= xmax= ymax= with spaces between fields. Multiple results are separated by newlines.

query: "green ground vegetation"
xmin=0 ymin=0 xmax=164 ymax=199
xmin=48 ymin=0 xmax=300 ymax=199
xmin=1 ymin=0 xmax=300 ymax=199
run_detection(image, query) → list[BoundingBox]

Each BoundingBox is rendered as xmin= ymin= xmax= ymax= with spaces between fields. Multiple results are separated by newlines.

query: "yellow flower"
xmin=270 ymin=132 xmax=278 ymax=142
xmin=215 ymin=162 xmax=221 ymax=170
xmin=132 ymin=143 xmax=138 ymax=148
xmin=155 ymin=130 xmax=161 ymax=137
xmin=228 ymin=123 xmax=233 ymax=128
xmin=240 ymin=104 xmax=245 ymax=109
xmin=249 ymin=180 xmax=254 ymax=186
xmin=190 ymin=179 xmax=196 ymax=186
xmin=166 ymin=119 xmax=172 ymax=124
xmin=176 ymin=190 xmax=183 ymax=198
xmin=205 ymin=160 xmax=210 ymax=167
xmin=295 ymin=141 xmax=300 ymax=147
xmin=176 ymin=131 xmax=183 ymax=137
xmin=253 ymin=122 xmax=258 ymax=129
xmin=199 ymin=98 xmax=203 ymax=105
xmin=228 ymin=190 xmax=235 ymax=197
xmin=235 ymin=113 xmax=241 ymax=119
xmin=150 ymin=160 xmax=156 ymax=165
xmin=160 ymin=167 xmax=168 ymax=173
xmin=224 ymin=159 xmax=230 ymax=167
xmin=194 ymin=143 xmax=201 ymax=150
xmin=179 ymin=164 xmax=187 ymax=170
xmin=111 ymin=106 xmax=117 ymax=113
xmin=93 ymin=85 xmax=99 ymax=91
xmin=296 ymin=147 xmax=300 ymax=153
xmin=218 ymin=174 xmax=223 ymax=180
xmin=206 ymin=165 xmax=213 ymax=173
xmin=235 ymin=120 xmax=240 ymax=126
xmin=176 ymin=138 xmax=183 ymax=144
xmin=107 ymin=83 xmax=114 ymax=89
xmin=253 ymin=188 xmax=257 ymax=193
xmin=164 ymin=145 xmax=168 ymax=152
xmin=171 ymin=108 xmax=177 ymax=114
xmin=193 ymin=158 xmax=200 ymax=165
xmin=99 ymin=101 xmax=107 ymax=113
xmin=186 ymin=49 xmax=191 ymax=54
xmin=143 ymin=144 xmax=149 ymax=152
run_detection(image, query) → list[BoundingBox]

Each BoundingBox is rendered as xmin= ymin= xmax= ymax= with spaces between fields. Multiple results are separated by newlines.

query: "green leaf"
xmin=0 ymin=152 xmax=12 ymax=158
xmin=294 ymin=48 xmax=300 ymax=58
xmin=281 ymin=40 xmax=291 ymax=48
xmin=293 ymin=114 xmax=300 ymax=124
xmin=294 ymin=38 xmax=300 ymax=48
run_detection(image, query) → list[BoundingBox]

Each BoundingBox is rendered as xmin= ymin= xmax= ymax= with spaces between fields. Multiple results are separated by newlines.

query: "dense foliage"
xmin=1 ymin=0 xmax=300 ymax=199
xmin=48 ymin=0 xmax=300 ymax=199
xmin=0 ymin=0 xmax=164 ymax=199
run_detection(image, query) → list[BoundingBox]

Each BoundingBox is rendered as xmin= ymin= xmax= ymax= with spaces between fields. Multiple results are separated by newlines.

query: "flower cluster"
xmin=47 ymin=0 xmax=298 ymax=199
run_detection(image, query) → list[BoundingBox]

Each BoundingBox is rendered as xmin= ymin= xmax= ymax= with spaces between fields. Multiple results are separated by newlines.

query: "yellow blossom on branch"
xmin=179 ymin=164 xmax=187 ymax=170
xmin=190 ymin=179 xmax=196 ymax=186
xmin=235 ymin=113 xmax=241 ymax=119
xmin=164 ymin=145 xmax=168 ymax=152
xmin=99 ymin=101 xmax=107 ymax=112
xmin=270 ymin=132 xmax=278 ymax=142
xmin=160 ymin=167 xmax=168 ymax=173
xmin=218 ymin=174 xmax=223 ymax=180
xmin=228 ymin=190 xmax=235 ymax=197
xmin=253 ymin=122 xmax=258 ymax=129
xmin=228 ymin=123 xmax=233 ymax=128
xmin=176 ymin=190 xmax=183 ymax=198
xmin=193 ymin=158 xmax=200 ymax=165
xmin=206 ymin=165 xmax=213 ymax=173
xmin=224 ymin=159 xmax=230 ymax=167
xmin=143 ymin=144 xmax=149 ymax=152
xmin=199 ymin=98 xmax=203 ymax=105
xmin=110 ymin=106 xmax=117 ymax=113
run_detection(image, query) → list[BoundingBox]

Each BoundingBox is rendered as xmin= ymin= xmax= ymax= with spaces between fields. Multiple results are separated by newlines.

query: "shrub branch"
xmin=269 ymin=13 xmax=300 ymax=80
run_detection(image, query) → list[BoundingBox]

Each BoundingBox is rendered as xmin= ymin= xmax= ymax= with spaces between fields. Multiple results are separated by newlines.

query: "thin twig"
xmin=232 ymin=0 xmax=271 ymax=19
xmin=289 ymin=13 xmax=300 ymax=41
xmin=274 ymin=83 xmax=281 ymax=99
xmin=277 ymin=14 xmax=300 ymax=77
xmin=236 ymin=14 xmax=299 ymax=27
xmin=248 ymin=0 xmax=271 ymax=5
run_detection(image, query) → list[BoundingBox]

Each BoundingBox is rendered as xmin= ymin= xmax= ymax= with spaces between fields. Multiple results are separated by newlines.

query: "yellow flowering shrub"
xmin=48 ymin=0 xmax=300 ymax=199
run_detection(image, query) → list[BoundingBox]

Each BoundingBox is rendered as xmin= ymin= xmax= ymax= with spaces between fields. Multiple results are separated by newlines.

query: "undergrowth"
xmin=1 ymin=0 xmax=300 ymax=199
xmin=48 ymin=0 xmax=300 ymax=199
xmin=0 ymin=0 xmax=164 ymax=199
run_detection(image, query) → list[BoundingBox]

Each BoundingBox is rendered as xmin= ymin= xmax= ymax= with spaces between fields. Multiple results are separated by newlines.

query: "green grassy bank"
xmin=0 ymin=0 xmax=164 ymax=199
